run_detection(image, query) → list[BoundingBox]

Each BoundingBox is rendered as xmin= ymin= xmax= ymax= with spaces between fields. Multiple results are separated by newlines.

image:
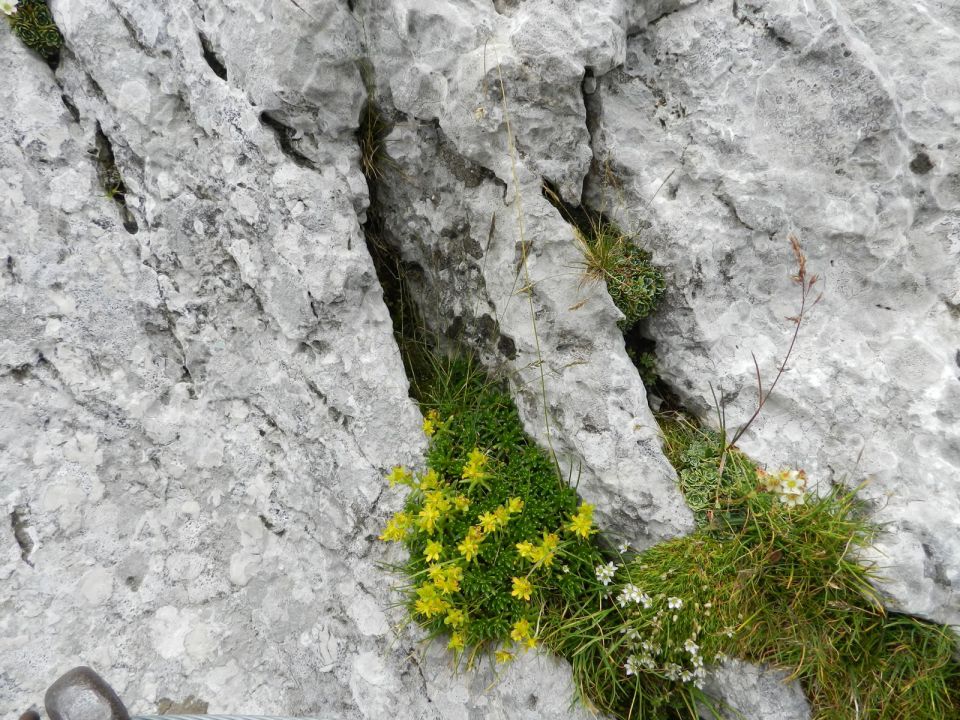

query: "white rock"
xmin=586 ymin=0 xmax=960 ymax=628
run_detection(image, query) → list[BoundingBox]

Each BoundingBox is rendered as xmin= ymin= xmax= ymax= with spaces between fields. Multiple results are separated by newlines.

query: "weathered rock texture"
xmin=2 ymin=0 xmax=957 ymax=718
xmin=0 ymin=4 xmax=594 ymax=718
xmin=585 ymin=0 xmax=960 ymax=628
xmin=358 ymin=0 xmax=695 ymax=547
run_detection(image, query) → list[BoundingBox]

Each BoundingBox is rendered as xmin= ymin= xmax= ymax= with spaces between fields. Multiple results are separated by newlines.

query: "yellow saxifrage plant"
xmin=380 ymin=361 xmax=609 ymax=665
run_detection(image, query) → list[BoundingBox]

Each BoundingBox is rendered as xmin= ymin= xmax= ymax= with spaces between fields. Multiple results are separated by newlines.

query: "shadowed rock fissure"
xmin=11 ymin=506 xmax=35 ymax=566
xmin=93 ymin=122 xmax=138 ymax=234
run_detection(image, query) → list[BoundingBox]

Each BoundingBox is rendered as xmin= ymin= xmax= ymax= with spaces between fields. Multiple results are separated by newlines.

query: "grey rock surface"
xmin=4 ymin=0 xmax=956 ymax=718
xmin=700 ymin=660 xmax=811 ymax=720
xmin=585 ymin=0 xmax=960 ymax=628
xmin=369 ymin=120 xmax=694 ymax=551
xmin=0 ymin=5 xmax=593 ymax=719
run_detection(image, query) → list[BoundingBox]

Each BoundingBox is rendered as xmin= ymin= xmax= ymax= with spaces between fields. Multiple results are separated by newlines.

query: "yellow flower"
xmin=466 ymin=447 xmax=487 ymax=467
xmin=419 ymin=468 xmax=441 ymax=491
xmin=427 ymin=596 xmax=449 ymax=616
xmin=458 ymin=533 xmax=482 ymax=562
xmin=435 ymin=566 xmax=463 ymax=595
xmin=453 ymin=495 xmax=471 ymax=512
xmin=516 ymin=541 xmax=536 ymax=560
xmin=567 ymin=504 xmax=595 ymax=539
xmin=524 ymin=636 xmax=537 ymax=651
xmin=568 ymin=513 xmax=594 ymax=539
xmin=448 ymin=631 xmax=465 ymax=651
xmin=495 ymin=649 xmax=514 ymax=664
xmin=510 ymin=618 xmax=532 ymax=642
xmin=417 ymin=583 xmax=439 ymax=600
xmin=425 ymin=490 xmax=451 ymax=514
xmin=423 ymin=410 xmax=440 ymax=437
xmin=418 ymin=505 xmax=441 ymax=535
xmin=444 ymin=608 xmax=466 ymax=628
xmin=386 ymin=465 xmax=413 ymax=486
xmin=461 ymin=448 xmax=490 ymax=492
xmin=378 ymin=513 xmax=409 ymax=542
xmin=414 ymin=583 xmax=449 ymax=618
xmin=478 ymin=511 xmax=499 ymax=534
xmin=424 ymin=540 xmax=443 ymax=562
xmin=537 ymin=532 xmax=560 ymax=566
xmin=507 ymin=497 xmax=525 ymax=514
xmin=511 ymin=576 xmax=533 ymax=601
xmin=493 ymin=506 xmax=510 ymax=527
xmin=427 ymin=563 xmax=445 ymax=581
xmin=531 ymin=544 xmax=555 ymax=567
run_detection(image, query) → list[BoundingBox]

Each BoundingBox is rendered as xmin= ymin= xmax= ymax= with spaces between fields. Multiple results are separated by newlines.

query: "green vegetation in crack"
xmin=363 ymin=70 xmax=959 ymax=720
xmin=4 ymin=0 xmax=62 ymax=63
xmin=574 ymin=218 xmax=666 ymax=331
xmin=542 ymin=181 xmax=666 ymax=334
xmin=380 ymin=371 xmax=960 ymax=719
xmin=369 ymin=242 xmax=960 ymax=718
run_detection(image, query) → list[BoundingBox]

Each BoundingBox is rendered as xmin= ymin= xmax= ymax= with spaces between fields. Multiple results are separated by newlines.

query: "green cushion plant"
xmin=4 ymin=0 xmax=62 ymax=60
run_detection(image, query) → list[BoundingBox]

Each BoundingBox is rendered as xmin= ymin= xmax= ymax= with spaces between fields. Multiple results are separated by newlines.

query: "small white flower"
xmin=624 ymin=654 xmax=640 ymax=676
xmin=562 ymin=565 xmax=570 ymax=574
xmin=640 ymin=654 xmax=657 ymax=670
xmin=715 ymin=651 xmax=729 ymax=663
xmin=595 ymin=561 xmax=618 ymax=586
xmin=664 ymin=662 xmax=682 ymax=681
xmin=667 ymin=596 xmax=683 ymax=610
xmin=1 ymin=0 xmax=19 ymax=15
xmin=617 ymin=540 xmax=630 ymax=553
xmin=684 ymin=638 xmax=700 ymax=656
xmin=680 ymin=670 xmax=693 ymax=683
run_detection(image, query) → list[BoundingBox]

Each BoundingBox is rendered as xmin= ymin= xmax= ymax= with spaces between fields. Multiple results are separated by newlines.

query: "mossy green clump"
xmin=6 ymin=0 xmax=62 ymax=60
xmin=382 ymin=359 xmax=608 ymax=660
xmin=575 ymin=221 xmax=666 ymax=329
xmin=379 ymin=364 xmax=960 ymax=719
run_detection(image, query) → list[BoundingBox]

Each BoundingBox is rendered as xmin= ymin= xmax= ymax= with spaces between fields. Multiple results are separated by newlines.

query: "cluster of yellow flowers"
xmin=458 ymin=494 xmax=525 ymax=562
xmin=516 ymin=531 xmax=560 ymax=567
xmin=379 ymin=466 xmax=472 ymax=541
xmin=422 ymin=409 xmax=440 ymax=437
xmin=460 ymin=447 xmax=491 ymax=492
xmin=380 ymin=437 xmax=601 ymax=663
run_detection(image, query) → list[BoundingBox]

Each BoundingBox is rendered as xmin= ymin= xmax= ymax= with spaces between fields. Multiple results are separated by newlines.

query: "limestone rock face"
xmin=2 ymin=0 xmax=956 ymax=718
xmin=369 ymin=121 xmax=694 ymax=552
xmin=585 ymin=0 xmax=960 ymax=627
xmin=0 ymin=5 xmax=591 ymax=718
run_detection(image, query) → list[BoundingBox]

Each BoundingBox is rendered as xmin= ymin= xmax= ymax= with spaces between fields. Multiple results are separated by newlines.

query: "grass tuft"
xmin=574 ymin=219 xmax=665 ymax=330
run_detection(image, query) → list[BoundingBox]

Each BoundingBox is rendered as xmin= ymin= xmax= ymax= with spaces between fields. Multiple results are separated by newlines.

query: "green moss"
xmin=7 ymin=0 xmax=61 ymax=60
